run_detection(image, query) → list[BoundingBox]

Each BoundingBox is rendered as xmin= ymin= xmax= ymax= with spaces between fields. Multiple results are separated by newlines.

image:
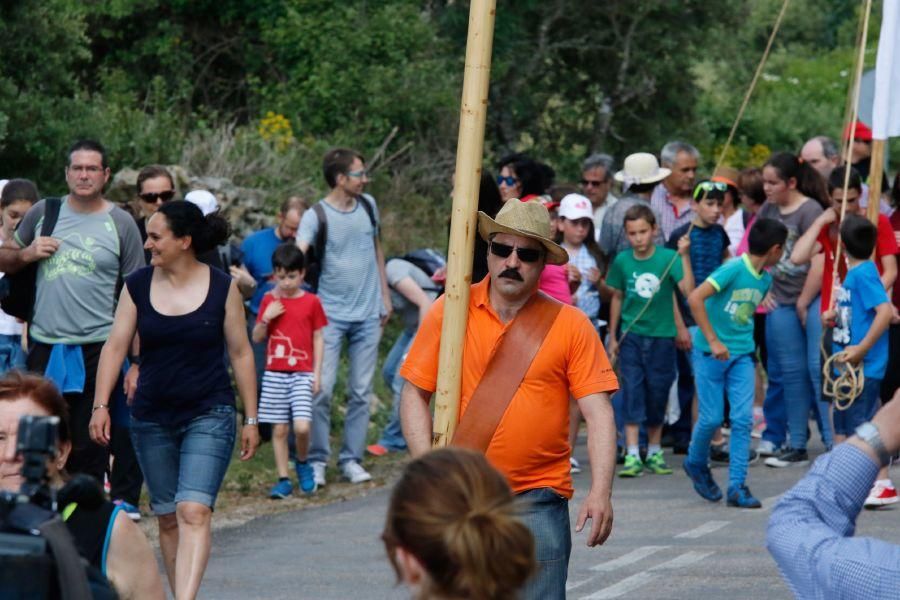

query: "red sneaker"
xmin=366 ymin=444 xmax=389 ymax=457
xmin=864 ymin=482 xmax=899 ymax=508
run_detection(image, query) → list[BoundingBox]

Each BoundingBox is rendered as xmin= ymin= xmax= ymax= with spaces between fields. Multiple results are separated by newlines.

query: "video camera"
xmin=0 ymin=415 xmax=106 ymax=600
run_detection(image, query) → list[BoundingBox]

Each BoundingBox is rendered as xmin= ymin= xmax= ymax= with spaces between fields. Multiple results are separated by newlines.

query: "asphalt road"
xmin=200 ymin=437 xmax=900 ymax=599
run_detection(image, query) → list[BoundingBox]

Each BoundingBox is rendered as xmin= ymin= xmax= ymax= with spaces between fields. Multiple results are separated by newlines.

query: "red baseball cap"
xmin=843 ymin=120 xmax=873 ymax=142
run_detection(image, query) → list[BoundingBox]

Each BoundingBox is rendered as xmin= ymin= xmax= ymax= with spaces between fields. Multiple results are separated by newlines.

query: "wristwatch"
xmin=245 ymin=417 xmax=259 ymax=426
xmin=855 ymin=422 xmax=891 ymax=467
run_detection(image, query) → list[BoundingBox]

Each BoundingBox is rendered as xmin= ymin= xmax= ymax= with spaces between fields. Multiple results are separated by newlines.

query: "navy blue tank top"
xmin=127 ymin=265 xmax=234 ymax=426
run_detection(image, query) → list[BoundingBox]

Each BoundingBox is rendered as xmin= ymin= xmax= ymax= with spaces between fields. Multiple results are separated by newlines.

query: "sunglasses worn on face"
xmin=489 ymin=241 xmax=543 ymax=263
xmin=580 ymin=179 xmax=607 ymax=187
xmin=693 ymin=181 xmax=728 ymax=200
xmin=497 ymin=175 xmax=519 ymax=187
xmin=140 ymin=190 xmax=176 ymax=203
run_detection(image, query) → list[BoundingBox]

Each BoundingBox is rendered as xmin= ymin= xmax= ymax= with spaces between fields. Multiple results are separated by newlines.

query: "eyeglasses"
xmin=68 ymin=165 xmax=104 ymax=175
xmin=489 ymin=241 xmax=543 ymax=263
xmin=346 ymin=169 xmax=368 ymax=178
xmin=496 ymin=175 xmax=519 ymax=187
xmin=139 ymin=190 xmax=176 ymax=203
xmin=580 ymin=179 xmax=607 ymax=188
xmin=693 ymin=181 xmax=728 ymax=200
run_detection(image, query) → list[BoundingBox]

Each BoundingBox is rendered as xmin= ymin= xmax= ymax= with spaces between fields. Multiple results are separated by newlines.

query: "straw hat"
xmin=477 ymin=199 xmax=569 ymax=265
xmin=614 ymin=153 xmax=671 ymax=186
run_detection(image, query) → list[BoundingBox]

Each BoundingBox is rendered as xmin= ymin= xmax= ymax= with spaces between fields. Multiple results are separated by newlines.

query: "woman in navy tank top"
xmin=90 ymin=200 xmax=260 ymax=600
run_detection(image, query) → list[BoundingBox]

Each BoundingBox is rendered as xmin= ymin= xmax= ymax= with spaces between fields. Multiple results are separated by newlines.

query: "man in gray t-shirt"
xmin=0 ymin=140 xmax=144 ymax=482
xmin=297 ymin=147 xmax=391 ymax=486
xmin=367 ymin=258 xmax=440 ymax=455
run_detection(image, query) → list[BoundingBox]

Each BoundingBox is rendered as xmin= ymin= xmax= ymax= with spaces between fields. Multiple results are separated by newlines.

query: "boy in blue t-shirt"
xmin=683 ymin=218 xmax=787 ymax=508
xmin=822 ymin=214 xmax=892 ymax=448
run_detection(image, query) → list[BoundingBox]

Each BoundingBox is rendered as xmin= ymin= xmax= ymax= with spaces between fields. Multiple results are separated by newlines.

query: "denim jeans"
xmin=832 ymin=378 xmax=883 ymax=436
xmin=805 ymin=296 xmax=833 ymax=448
xmin=309 ymin=317 xmax=382 ymax=465
xmin=517 ymin=488 xmax=571 ymax=600
xmin=0 ymin=333 xmax=25 ymax=376
xmin=762 ymin=305 xmax=814 ymax=450
xmin=617 ymin=334 xmax=676 ymax=426
xmin=376 ymin=328 xmax=414 ymax=451
xmin=688 ymin=351 xmax=755 ymax=488
xmin=130 ymin=404 xmax=236 ymax=514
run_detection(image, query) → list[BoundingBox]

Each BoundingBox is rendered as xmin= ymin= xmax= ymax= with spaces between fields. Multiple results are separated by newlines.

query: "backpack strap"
xmin=40 ymin=197 xmax=63 ymax=237
xmin=450 ymin=292 xmax=563 ymax=452
xmin=357 ymin=194 xmax=378 ymax=239
xmin=312 ymin=202 xmax=328 ymax=266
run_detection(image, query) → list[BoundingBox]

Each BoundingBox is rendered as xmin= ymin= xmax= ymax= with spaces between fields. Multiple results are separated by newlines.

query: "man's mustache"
xmin=499 ymin=268 xmax=523 ymax=281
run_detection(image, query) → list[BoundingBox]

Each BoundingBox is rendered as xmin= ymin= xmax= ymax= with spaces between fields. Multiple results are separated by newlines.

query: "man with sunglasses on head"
xmin=400 ymin=199 xmax=619 ymax=600
xmin=297 ymin=147 xmax=391 ymax=487
xmin=0 ymin=139 xmax=145 ymax=486
xmin=581 ymin=153 xmax=619 ymax=242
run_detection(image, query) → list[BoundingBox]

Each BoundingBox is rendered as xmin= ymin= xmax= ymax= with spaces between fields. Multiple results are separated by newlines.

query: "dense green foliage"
xmin=0 ymin=0 xmax=892 ymax=246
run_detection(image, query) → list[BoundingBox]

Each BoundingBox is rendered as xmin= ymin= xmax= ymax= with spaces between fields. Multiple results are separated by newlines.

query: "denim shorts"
xmin=832 ymin=378 xmax=882 ymax=436
xmin=130 ymin=404 xmax=236 ymax=515
xmin=617 ymin=333 xmax=676 ymax=426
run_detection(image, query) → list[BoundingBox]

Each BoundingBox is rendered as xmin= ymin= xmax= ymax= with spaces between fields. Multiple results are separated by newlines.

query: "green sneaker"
xmin=618 ymin=454 xmax=644 ymax=478
xmin=644 ymin=450 xmax=673 ymax=475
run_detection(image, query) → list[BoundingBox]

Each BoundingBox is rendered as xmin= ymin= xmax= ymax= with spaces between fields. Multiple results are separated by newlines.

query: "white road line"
xmin=651 ymin=550 xmax=714 ymax=570
xmin=567 ymin=578 xmax=593 ymax=591
xmin=581 ymin=572 xmax=659 ymax=599
xmin=590 ymin=545 xmax=671 ymax=572
xmin=581 ymin=549 xmax=716 ymax=598
xmin=674 ymin=520 xmax=730 ymax=539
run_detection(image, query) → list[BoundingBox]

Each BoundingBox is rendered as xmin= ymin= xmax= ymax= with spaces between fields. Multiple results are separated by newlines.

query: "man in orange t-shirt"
xmin=400 ymin=199 xmax=619 ymax=600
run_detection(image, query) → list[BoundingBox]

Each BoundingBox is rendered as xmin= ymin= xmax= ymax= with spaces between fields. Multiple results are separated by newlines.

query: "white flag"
xmin=872 ymin=0 xmax=900 ymax=139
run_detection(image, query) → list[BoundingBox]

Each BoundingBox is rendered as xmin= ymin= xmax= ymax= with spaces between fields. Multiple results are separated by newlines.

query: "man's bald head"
xmin=800 ymin=136 xmax=840 ymax=180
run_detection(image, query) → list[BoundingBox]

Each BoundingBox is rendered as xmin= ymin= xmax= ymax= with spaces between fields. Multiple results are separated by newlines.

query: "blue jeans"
xmin=617 ymin=334 xmax=676 ymax=426
xmin=0 ymin=333 xmax=25 ymax=376
xmin=377 ymin=328 xmax=414 ymax=451
xmin=805 ymin=296 xmax=834 ymax=448
xmin=688 ymin=352 xmax=755 ymax=488
xmin=832 ymin=378 xmax=882 ymax=436
xmin=762 ymin=305 xmax=814 ymax=450
xmin=517 ymin=488 xmax=571 ymax=600
xmin=130 ymin=404 xmax=236 ymax=515
xmin=309 ymin=317 xmax=382 ymax=465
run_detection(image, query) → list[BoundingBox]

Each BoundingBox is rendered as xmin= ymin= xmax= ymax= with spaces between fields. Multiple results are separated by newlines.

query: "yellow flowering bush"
xmin=258 ymin=111 xmax=295 ymax=152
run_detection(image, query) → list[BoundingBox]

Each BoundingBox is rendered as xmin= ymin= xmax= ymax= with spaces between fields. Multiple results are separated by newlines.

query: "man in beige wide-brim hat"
xmin=599 ymin=152 xmax=667 ymax=260
xmin=398 ymin=197 xmax=620 ymax=599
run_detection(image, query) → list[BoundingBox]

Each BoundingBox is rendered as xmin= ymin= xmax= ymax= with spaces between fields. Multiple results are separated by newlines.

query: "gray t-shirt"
xmin=598 ymin=193 xmax=666 ymax=262
xmin=386 ymin=259 xmax=440 ymax=331
xmin=16 ymin=198 xmax=145 ymax=344
xmin=757 ymin=198 xmax=823 ymax=305
xmin=298 ymin=194 xmax=383 ymax=322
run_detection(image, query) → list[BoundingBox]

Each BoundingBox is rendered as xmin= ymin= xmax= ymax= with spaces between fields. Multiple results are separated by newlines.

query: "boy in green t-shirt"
xmin=683 ymin=218 xmax=787 ymax=508
xmin=607 ymin=204 xmax=694 ymax=477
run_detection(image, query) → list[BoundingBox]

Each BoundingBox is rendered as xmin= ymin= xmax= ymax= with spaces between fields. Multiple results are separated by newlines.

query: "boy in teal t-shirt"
xmin=683 ymin=218 xmax=787 ymax=509
xmin=607 ymin=204 xmax=693 ymax=478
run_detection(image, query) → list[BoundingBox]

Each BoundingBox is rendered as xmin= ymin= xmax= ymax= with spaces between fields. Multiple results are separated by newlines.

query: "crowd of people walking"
xmin=1 ymin=123 xmax=899 ymax=598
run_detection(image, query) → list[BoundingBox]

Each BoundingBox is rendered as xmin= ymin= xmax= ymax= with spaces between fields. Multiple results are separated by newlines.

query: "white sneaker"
xmin=864 ymin=481 xmax=899 ymax=508
xmin=341 ymin=460 xmax=372 ymax=484
xmin=311 ymin=461 xmax=327 ymax=488
xmin=756 ymin=440 xmax=780 ymax=457
xmin=570 ymin=457 xmax=582 ymax=474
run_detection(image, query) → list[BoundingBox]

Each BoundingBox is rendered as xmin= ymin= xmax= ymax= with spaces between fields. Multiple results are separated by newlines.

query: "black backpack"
xmin=389 ymin=248 xmax=447 ymax=294
xmin=304 ymin=195 xmax=377 ymax=293
xmin=0 ymin=198 xmax=62 ymax=321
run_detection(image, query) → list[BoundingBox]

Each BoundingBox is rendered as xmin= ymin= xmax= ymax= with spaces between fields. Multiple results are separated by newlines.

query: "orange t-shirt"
xmin=400 ymin=278 xmax=619 ymax=498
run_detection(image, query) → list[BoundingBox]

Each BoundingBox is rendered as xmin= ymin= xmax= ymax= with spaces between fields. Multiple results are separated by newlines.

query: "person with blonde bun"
xmin=382 ymin=447 xmax=536 ymax=600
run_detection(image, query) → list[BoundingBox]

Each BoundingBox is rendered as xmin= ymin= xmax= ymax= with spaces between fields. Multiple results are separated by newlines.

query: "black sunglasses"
xmin=496 ymin=175 xmax=519 ymax=187
xmin=489 ymin=241 xmax=543 ymax=263
xmin=580 ymin=179 xmax=607 ymax=187
xmin=139 ymin=190 xmax=175 ymax=203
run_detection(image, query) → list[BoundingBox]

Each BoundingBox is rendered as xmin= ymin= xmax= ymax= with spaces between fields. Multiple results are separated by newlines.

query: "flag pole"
xmin=867 ymin=139 xmax=885 ymax=224
xmin=431 ymin=0 xmax=497 ymax=448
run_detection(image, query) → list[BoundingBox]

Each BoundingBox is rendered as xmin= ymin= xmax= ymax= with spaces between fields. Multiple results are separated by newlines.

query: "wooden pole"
xmin=431 ymin=0 xmax=497 ymax=448
xmin=867 ymin=139 xmax=886 ymax=224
